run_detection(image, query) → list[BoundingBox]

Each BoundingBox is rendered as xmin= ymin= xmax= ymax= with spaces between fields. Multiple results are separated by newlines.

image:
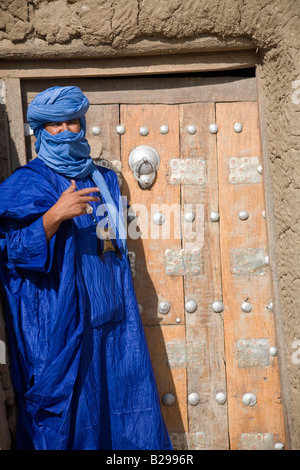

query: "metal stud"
xmin=215 ymin=392 xmax=227 ymax=405
xmin=138 ymin=304 xmax=143 ymax=314
xmin=187 ymin=125 xmax=196 ymax=135
xmin=267 ymin=301 xmax=274 ymax=312
xmin=91 ymin=126 xmax=101 ymax=135
xmin=264 ymin=256 xmax=270 ymax=266
xmin=184 ymin=212 xmax=195 ymax=223
xmin=160 ymin=125 xmax=169 ymax=134
xmin=185 ymin=300 xmax=197 ymax=313
xmin=209 ymin=123 xmax=218 ymax=134
xmin=116 ymin=125 xmax=125 ymax=135
xmin=153 ymin=212 xmax=166 ymax=225
xmin=233 ymin=122 xmax=243 ymax=133
xmin=241 ymin=301 xmax=253 ymax=313
xmin=269 ymin=346 xmax=277 ymax=357
xmin=188 ymin=392 xmax=200 ymax=406
xmin=139 ymin=126 xmax=149 ymax=136
xmin=24 ymin=123 xmax=34 ymax=136
xmin=128 ymin=252 xmax=136 ymax=279
xmin=238 ymin=211 xmax=249 ymax=220
xmin=176 ymin=317 xmax=181 ymax=323
xmin=242 ymin=393 xmax=257 ymax=407
xmin=159 ymin=301 xmax=170 ymax=315
xmin=162 ymin=393 xmax=175 ymax=406
xmin=212 ymin=301 xmax=224 ymax=313
xmin=274 ymin=442 xmax=284 ymax=450
xmin=210 ymin=211 xmax=220 ymax=222
xmin=129 ymin=251 xmax=136 ymax=264
xmin=257 ymin=165 xmax=263 ymax=174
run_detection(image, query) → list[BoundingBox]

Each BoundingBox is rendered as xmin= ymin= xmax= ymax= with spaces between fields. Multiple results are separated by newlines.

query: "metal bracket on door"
xmin=168 ymin=158 xmax=206 ymax=185
xmin=239 ymin=433 xmax=278 ymax=450
xmin=228 ymin=156 xmax=262 ymax=184
xmin=164 ymin=248 xmax=202 ymax=276
xmin=166 ymin=340 xmax=205 ymax=370
xmin=170 ymin=432 xmax=206 ymax=450
xmin=230 ymin=248 xmax=267 ymax=276
xmin=235 ymin=338 xmax=270 ymax=368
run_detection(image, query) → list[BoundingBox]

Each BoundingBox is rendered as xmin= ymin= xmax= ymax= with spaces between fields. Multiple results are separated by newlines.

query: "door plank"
xmin=179 ymin=103 xmax=229 ymax=449
xmin=120 ymin=104 xmax=188 ymax=439
xmin=6 ymin=78 xmax=27 ymax=170
xmin=216 ymin=102 xmax=286 ymax=450
xmin=144 ymin=325 xmax=188 ymax=435
xmin=120 ymin=104 xmax=184 ymax=326
xmin=85 ymin=104 xmax=120 ymax=163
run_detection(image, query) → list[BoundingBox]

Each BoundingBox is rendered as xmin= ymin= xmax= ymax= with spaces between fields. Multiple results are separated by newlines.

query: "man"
xmin=0 ymin=86 xmax=172 ymax=450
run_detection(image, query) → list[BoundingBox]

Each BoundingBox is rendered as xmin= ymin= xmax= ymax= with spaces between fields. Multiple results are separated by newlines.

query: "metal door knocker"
xmin=129 ymin=145 xmax=160 ymax=189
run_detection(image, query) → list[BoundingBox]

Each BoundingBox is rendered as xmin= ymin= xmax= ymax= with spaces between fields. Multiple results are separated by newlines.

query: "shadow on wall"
xmin=0 ymin=98 xmax=17 ymax=450
xmin=121 ymin=174 xmax=188 ymax=449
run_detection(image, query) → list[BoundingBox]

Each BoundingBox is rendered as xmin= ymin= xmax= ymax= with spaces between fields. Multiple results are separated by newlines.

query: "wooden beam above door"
xmin=22 ymin=76 xmax=257 ymax=105
xmin=0 ymin=50 xmax=257 ymax=79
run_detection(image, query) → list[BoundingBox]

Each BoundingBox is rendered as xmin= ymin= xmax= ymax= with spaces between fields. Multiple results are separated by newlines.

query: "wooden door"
xmin=21 ymin=75 xmax=286 ymax=450
xmin=217 ymin=102 xmax=286 ymax=450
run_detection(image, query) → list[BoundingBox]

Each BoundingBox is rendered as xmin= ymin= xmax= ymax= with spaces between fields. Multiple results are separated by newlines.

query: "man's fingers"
xmin=81 ymin=195 xmax=101 ymax=203
xmin=64 ymin=180 xmax=77 ymax=193
xmin=76 ymin=186 xmax=100 ymax=196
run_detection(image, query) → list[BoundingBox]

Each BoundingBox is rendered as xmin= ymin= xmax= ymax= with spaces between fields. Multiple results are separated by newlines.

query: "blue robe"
xmin=0 ymin=158 xmax=172 ymax=450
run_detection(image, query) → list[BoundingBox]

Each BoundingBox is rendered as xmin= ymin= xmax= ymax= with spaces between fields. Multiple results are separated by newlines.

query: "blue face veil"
xmin=27 ymin=86 xmax=126 ymax=252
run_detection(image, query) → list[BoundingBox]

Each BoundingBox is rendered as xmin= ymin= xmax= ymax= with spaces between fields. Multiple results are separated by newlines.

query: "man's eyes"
xmin=47 ymin=120 xmax=78 ymax=126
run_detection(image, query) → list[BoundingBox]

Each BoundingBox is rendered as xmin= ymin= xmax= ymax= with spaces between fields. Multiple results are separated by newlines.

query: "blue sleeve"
xmin=6 ymin=215 xmax=56 ymax=272
xmin=0 ymin=165 xmax=59 ymax=272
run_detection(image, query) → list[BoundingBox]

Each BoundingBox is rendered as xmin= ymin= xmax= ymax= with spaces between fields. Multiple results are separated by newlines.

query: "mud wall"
xmin=0 ymin=0 xmax=299 ymax=449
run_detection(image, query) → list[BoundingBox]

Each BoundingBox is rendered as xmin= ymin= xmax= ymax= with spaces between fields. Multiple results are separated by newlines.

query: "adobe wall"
xmin=0 ymin=0 xmax=299 ymax=449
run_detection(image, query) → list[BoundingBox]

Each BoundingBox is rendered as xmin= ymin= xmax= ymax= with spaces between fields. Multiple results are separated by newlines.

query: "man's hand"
xmin=43 ymin=180 xmax=100 ymax=242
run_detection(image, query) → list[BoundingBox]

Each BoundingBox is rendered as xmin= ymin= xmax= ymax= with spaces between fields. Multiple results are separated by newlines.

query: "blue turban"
xmin=27 ymin=86 xmax=91 ymax=177
xmin=27 ymin=86 xmax=126 ymax=252
xmin=27 ymin=86 xmax=90 ymax=130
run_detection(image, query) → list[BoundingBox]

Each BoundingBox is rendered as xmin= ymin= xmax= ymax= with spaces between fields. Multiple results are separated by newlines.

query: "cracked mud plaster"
xmin=0 ymin=0 xmax=295 ymax=48
xmin=0 ymin=0 xmax=300 ymax=450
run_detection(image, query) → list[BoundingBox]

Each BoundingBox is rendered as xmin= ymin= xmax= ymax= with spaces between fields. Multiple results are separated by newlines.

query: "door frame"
xmin=3 ymin=50 xmax=257 ymax=173
xmin=1 ymin=49 xmax=291 ymax=448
